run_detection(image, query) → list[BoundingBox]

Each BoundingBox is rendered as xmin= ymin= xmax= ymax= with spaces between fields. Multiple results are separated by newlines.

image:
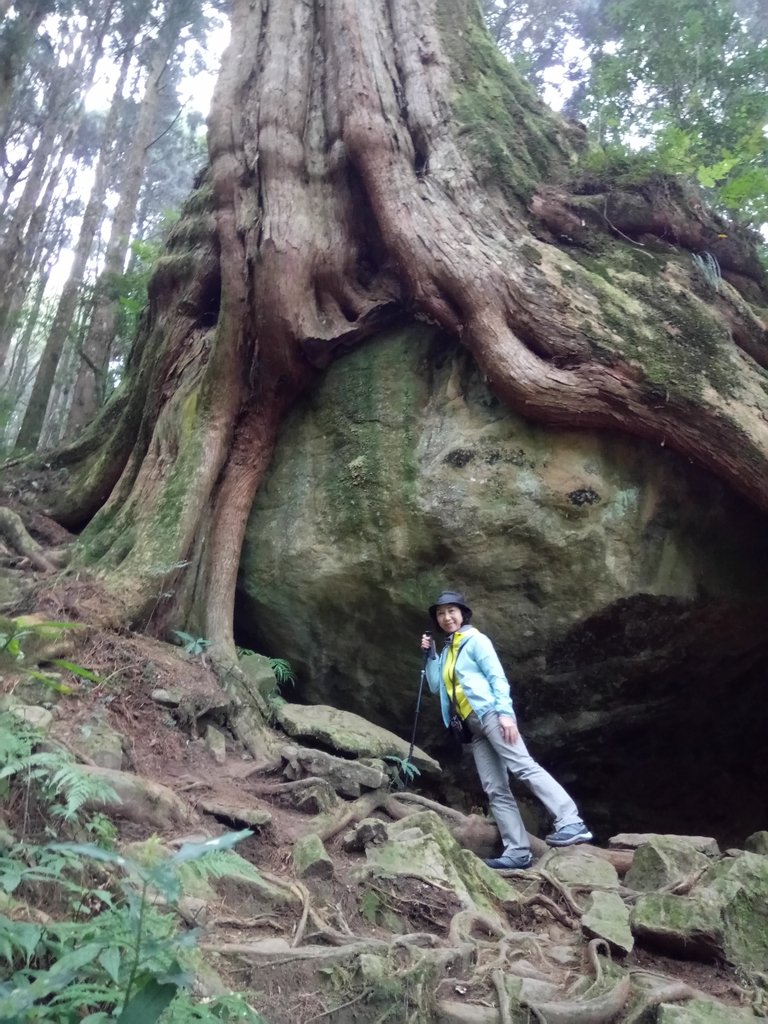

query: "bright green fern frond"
xmin=177 ymin=850 xmax=262 ymax=887
xmin=48 ymin=764 xmax=119 ymax=822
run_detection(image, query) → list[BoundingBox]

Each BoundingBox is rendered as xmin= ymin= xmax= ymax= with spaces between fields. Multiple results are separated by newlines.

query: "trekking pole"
xmin=405 ymin=634 xmax=434 ymax=791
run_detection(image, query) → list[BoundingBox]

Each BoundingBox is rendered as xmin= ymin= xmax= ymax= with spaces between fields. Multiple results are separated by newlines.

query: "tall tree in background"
xmin=482 ymin=0 xmax=768 ymax=226
xmin=0 ymin=0 xmax=217 ymax=448
xmin=0 ymin=0 xmax=115 ymax=367
xmin=13 ymin=50 xmax=133 ymax=451
xmin=66 ymin=0 xmax=212 ymax=437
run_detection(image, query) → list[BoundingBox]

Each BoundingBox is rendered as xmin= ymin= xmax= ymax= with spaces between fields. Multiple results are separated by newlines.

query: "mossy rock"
xmin=581 ymin=890 xmax=634 ymax=954
xmin=293 ymin=833 xmax=334 ymax=880
xmin=275 ymin=703 xmax=440 ymax=776
xmin=539 ymin=847 xmax=620 ymax=889
xmin=631 ymin=852 xmax=768 ymax=970
xmin=624 ymin=835 xmax=711 ymax=892
xmin=656 ymin=997 xmax=763 ymax=1022
xmin=362 ymin=810 xmax=519 ymax=913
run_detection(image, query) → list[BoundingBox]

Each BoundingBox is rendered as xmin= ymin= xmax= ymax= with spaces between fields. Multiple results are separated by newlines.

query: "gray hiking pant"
xmin=467 ymin=711 xmax=581 ymax=855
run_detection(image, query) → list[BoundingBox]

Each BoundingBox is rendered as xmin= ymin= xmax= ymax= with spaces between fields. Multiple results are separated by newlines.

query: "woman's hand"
xmin=420 ymin=633 xmax=432 ymax=650
xmin=497 ymin=714 xmax=519 ymax=744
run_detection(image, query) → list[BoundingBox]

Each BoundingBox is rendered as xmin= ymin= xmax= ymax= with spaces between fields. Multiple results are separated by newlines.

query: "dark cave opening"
xmin=235 ymin=589 xmax=768 ymax=850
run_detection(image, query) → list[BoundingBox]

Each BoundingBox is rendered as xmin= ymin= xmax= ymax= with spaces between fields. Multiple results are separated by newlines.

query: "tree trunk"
xmin=0 ymin=0 xmax=54 ymax=140
xmin=32 ymin=0 xmax=768 ymax=667
xmin=65 ymin=0 xmax=196 ymax=436
xmin=0 ymin=149 xmax=73 ymax=366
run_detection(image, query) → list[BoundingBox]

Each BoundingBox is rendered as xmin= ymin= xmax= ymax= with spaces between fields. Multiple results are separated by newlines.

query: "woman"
xmin=421 ymin=590 xmax=591 ymax=869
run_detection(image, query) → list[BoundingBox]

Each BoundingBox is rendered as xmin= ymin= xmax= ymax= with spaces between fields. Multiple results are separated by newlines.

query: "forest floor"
xmin=0 ymin=512 xmax=762 ymax=1023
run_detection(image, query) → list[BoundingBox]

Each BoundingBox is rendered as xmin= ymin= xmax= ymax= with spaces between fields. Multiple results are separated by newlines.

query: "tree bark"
xmin=28 ymin=0 xmax=768 ymax=663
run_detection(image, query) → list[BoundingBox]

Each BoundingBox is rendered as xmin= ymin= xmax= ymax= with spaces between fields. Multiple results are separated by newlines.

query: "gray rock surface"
xmin=204 ymin=724 xmax=227 ymax=765
xmin=275 ymin=703 xmax=440 ymax=776
xmin=610 ymin=833 xmax=720 ymax=857
xmin=238 ymin=324 xmax=768 ymax=840
xmin=581 ymin=890 xmax=634 ymax=954
xmin=293 ymin=833 xmax=334 ymax=879
xmin=280 ymin=743 xmax=387 ymax=798
xmin=744 ymin=830 xmax=768 ymax=856
xmin=624 ymin=836 xmax=712 ymax=892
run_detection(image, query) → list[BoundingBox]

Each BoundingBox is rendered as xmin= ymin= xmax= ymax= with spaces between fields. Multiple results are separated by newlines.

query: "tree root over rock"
xmin=0 ymin=506 xmax=67 ymax=572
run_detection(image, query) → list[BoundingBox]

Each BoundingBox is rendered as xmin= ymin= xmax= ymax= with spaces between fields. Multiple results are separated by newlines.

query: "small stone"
xmin=204 ymin=724 xmax=227 ymax=765
xmin=581 ymin=890 xmax=634 ymax=954
xmin=341 ymin=817 xmax=388 ymax=852
xmin=743 ymin=831 xmax=768 ymax=856
xmin=198 ymin=800 xmax=272 ymax=828
xmin=292 ymin=780 xmax=339 ymax=815
xmin=547 ymin=944 xmax=578 ymax=966
xmin=293 ymin=833 xmax=334 ymax=879
xmin=11 ymin=705 xmax=53 ymax=730
xmin=151 ymin=688 xmax=183 ymax=707
xmin=178 ymin=895 xmax=209 ymax=925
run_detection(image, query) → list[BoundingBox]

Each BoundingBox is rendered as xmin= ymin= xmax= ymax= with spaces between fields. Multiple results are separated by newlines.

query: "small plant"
xmin=383 ymin=755 xmax=420 ymax=790
xmin=692 ymin=251 xmax=723 ymax=292
xmin=269 ymin=658 xmax=295 ymax=687
xmin=0 ymin=711 xmax=119 ymax=827
xmin=0 ymin=617 xmax=102 ymax=695
xmin=0 ymin=830 xmax=262 ymax=1023
xmin=172 ymin=630 xmax=211 ymax=657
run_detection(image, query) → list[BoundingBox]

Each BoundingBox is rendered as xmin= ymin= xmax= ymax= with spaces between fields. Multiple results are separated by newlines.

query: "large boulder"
xmin=238 ymin=323 xmax=768 ymax=838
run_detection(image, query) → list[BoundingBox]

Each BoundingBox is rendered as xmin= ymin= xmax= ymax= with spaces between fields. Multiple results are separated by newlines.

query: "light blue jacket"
xmin=425 ymin=626 xmax=516 ymax=728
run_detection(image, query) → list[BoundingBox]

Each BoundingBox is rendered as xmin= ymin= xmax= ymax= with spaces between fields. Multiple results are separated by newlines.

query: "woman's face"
xmin=436 ymin=604 xmax=464 ymax=633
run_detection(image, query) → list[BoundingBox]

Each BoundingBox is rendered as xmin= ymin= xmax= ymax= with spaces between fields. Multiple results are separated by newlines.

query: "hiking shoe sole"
xmin=546 ymin=829 xmax=593 ymax=847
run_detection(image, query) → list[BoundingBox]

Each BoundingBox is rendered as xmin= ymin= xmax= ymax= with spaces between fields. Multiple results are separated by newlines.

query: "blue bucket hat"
xmin=428 ymin=590 xmax=473 ymax=625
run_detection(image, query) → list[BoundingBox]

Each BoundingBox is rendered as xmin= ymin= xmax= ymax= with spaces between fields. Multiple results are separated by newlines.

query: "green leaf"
xmin=117 ymin=976 xmax=179 ymax=1024
xmin=49 ymin=659 xmax=104 ymax=683
xmin=99 ymin=945 xmax=122 ymax=983
xmin=49 ymin=842 xmax=131 ymax=868
xmin=22 ymin=669 xmax=74 ymax=694
xmin=0 ymin=862 xmax=22 ymax=893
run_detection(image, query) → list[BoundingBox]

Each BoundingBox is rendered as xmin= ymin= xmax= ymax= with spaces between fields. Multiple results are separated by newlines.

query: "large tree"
xmin=20 ymin=0 xmax=768 ymax=720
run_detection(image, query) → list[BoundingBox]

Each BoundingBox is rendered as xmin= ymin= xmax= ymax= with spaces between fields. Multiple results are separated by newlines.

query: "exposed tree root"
xmin=523 ymin=975 xmax=631 ymax=1024
xmin=387 ymin=792 xmax=468 ymax=822
xmin=491 ymin=968 xmax=513 ymax=1024
xmin=523 ymin=893 xmax=579 ymax=930
xmin=0 ymin=506 xmax=64 ymax=572
xmin=537 ymin=868 xmax=585 ymax=917
xmin=311 ymin=789 xmax=390 ymax=843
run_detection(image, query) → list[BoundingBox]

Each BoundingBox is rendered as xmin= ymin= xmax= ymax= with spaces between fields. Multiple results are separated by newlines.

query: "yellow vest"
xmin=443 ymin=631 xmax=473 ymax=720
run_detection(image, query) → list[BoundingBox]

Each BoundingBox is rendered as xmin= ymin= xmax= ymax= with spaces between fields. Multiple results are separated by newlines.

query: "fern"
xmin=177 ymin=849 xmax=263 ymax=887
xmin=269 ymin=657 xmax=295 ymax=686
xmin=160 ymin=991 xmax=266 ymax=1022
xmin=48 ymin=763 xmax=119 ymax=822
xmin=692 ymin=250 xmax=723 ymax=291
xmin=0 ymin=713 xmax=119 ymax=824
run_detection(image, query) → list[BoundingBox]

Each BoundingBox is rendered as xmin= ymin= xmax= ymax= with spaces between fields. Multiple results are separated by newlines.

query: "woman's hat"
xmin=428 ymin=590 xmax=473 ymax=624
